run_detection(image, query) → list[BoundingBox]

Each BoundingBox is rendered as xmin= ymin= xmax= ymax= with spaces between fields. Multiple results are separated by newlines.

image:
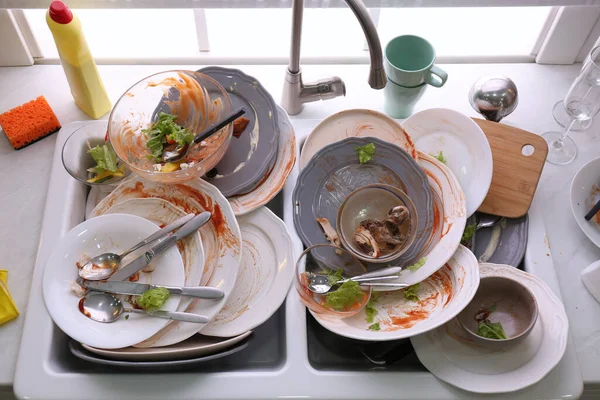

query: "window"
xmin=9 ymin=5 xmax=599 ymax=65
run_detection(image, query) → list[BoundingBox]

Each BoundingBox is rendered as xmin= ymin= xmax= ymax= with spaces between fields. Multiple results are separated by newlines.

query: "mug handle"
xmin=426 ymin=65 xmax=448 ymax=88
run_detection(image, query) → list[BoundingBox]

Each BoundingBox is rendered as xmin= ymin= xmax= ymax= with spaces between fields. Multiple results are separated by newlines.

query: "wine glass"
xmin=543 ymin=47 xmax=600 ymax=165
xmin=553 ymin=46 xmax=600 ymax=131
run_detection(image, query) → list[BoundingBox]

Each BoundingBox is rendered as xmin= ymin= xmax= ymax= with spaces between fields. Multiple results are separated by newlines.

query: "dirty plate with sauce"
xmin=42 ymin=214 xmax=185 ymax=349
xmin=202 ymin=207 xmax=294 ymax=337
xmin=91 ymin=175 xmax=242 ymax=348
xmin=411 ymin=263 xmax=569 ymax=394
xmin=311 ymin=245 xmax=479 ymax=341
xmin=570 ymin=156 xmax=600 ymax=247
xmin=199 ymin=67 xmax=279 ymax=197
xmin=228 ymin=106 xmax=296 ymax=216
xmin=293 ymin=137 xmax=433 ymax=270
xmin=370 ymin=151 xmax=467 ymax=289
xmin=102 ymin=198 xmax=205 ymax=313
xmin=402 ymin=108 xmax=493 ymax=216
xmin=299 ymin=109 xmax=417 ymax=170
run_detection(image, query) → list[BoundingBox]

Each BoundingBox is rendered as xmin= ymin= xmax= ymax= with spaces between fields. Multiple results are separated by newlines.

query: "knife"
xmin=78 ymin=278 xmax=224 ymax=300
xmin=109 ymin=212 xmax=212 ymax=281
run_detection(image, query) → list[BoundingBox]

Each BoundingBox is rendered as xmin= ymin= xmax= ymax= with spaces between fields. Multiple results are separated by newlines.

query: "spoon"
xmin=308 ymin=267 xmax=406 ymax=294
xmin=476 ymin=214 xmax=504 ymax=230
xmin=80 ymin=293 xmax=209 ymax=324
xmin=78 ymin=213 xmax=194 ymax=281
xmin=79 ymin=212 xmax=211 ymax=281
xmin=162 ymin=107 xmax=247 ymax=163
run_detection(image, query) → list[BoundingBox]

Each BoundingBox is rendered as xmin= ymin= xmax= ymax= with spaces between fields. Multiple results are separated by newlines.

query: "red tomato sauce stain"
xmin=390 ymin=310 xmax=429 ymax=328
xmin=386 ymin=264 xmax=454 ymax=331
xmin=116 ymin=181 xmax=239 ymax=253
xmin=78 ymin=298 xmax=91 ymax=318
xmin=174 ymin=184 xmax=239 ymax=251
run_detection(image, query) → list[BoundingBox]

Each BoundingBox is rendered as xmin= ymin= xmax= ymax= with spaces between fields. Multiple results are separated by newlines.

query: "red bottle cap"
xmin=49 ymin=1 xmax=73 ymax=24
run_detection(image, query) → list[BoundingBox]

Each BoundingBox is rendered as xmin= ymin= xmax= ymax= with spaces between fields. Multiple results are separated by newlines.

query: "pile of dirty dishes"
xmin=293 ymin=108 xmax=569 ymax=394
xmin=49 ymin=67 xmax=296 ymax=370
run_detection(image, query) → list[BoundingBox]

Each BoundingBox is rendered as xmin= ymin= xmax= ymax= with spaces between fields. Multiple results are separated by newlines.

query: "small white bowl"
xmin=570 ymin=156 xmax=600 ymax=247
xmin=42 ymin=214 xmax=185 ymax=349
xmin=402 ymin=108 xmax=493 ymax=216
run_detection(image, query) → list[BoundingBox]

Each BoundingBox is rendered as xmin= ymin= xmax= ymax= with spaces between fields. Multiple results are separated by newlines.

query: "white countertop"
xmin=0 ymin=63 xmax=596 ymax=397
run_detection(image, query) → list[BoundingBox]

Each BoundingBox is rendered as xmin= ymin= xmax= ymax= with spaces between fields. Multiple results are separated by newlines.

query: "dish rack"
xmin=13 ymin=121 xmax=582 ymax=399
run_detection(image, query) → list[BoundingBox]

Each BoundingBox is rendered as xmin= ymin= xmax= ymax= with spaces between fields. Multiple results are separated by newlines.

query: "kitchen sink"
xmin=13 ymin=120 xmax=582 ymax=400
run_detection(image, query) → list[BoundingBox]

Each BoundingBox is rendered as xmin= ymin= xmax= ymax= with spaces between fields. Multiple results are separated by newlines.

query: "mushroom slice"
xmin=316 ymin=217 xmax=343 ymax=254
xmin=354 ymin=225 xmax=381 ymax=258
xmin=317 ymin=217 xmax=340 ymax=246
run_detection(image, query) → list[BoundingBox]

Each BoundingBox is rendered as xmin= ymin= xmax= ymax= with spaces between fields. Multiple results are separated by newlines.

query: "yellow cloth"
xmin=0 ymin=270 xmax=19 ymax=325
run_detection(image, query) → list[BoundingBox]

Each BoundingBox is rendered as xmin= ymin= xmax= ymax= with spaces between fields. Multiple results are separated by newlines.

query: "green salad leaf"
xmin=477 ymin=321 xmax=508 ymax=339
xmin=325 ymin=280 xmax=363 ymax=310
xmin=88 ymin=144 xmax=119 ymax=172
xmin=136 ymin=287 xmax=170 ymax=311
xmin=461 ymin=224 xmax=477 ymax=245
xmin=430 ymin=151 xmax=447 ymax=164
xmin=355 ymin=143 xmax=376 ymax=164
xmin=143 ymin=112 xmax=194 ymax=162
xmin=368 ymin=323 xmax=381 ymax=331
xmin=403 ymin=283 xmax=420 ymax=302
xmin=364 ymin=292 xmax=380 ymax=323
xmin=407 ymin=257 xmax=427 ymax=271
xmin=327 ymin=268 xmax=344 ymax=286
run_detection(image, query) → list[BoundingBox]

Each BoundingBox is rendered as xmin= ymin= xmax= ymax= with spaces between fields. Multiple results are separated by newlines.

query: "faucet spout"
xmin=281 ymin=0 xmax=386 ymax=115
xmin=344 ymin=0 xmax=386 ymax=90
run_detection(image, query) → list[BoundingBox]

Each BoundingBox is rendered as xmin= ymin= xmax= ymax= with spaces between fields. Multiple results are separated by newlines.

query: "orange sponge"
xmin=0 ymin=96 xmax=61 ymax=150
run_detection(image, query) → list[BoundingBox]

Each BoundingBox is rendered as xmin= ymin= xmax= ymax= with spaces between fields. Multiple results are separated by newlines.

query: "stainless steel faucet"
xmin=281 ymin=0 xmax=387 ymax=115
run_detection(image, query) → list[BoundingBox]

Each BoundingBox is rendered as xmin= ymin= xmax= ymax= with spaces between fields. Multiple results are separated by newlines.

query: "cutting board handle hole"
xmin=522 ymin=144 xmax=535 ymax=156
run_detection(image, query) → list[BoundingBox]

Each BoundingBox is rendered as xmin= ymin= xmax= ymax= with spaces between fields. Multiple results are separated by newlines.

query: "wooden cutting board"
xmin=473 ymin=118 xmax=548 ymax=218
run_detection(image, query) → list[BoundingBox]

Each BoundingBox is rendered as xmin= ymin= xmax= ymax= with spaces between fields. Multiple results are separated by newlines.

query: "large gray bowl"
xmin=293 ymin=136 xmax=433 ymax=267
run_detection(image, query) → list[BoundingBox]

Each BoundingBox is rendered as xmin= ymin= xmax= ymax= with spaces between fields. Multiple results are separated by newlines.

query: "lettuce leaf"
xmin=355 ymin=143 xmax=376 ymax=164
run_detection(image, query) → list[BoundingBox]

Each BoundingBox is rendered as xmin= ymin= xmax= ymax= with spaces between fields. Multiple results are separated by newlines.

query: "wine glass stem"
xmin=558 ymin=119 xmax=577 ymax=144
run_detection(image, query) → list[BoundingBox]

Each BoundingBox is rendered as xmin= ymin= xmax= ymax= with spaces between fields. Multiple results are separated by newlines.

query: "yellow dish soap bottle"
xmin=46 ymin=1 xmax=111 ymax=119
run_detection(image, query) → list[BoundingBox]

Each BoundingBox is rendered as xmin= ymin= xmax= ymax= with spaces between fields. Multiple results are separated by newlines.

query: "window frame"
xmin=5 ymin=5 xmax=600 ymax=66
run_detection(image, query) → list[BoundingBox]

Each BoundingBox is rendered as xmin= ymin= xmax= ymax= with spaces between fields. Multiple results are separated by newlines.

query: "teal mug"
xmin=385 ymin=35 xmax=448 ymax=88
xmin=383 ymin=78 xmax=428 ymax=119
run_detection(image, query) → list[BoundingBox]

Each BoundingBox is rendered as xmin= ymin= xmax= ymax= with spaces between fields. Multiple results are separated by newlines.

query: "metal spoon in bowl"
xmin=79 ymin=212 xmax=211 ymax=281
xmin=77 ymin=213 xmax=194 ymax=281
xmin=308 ymin=267 xmax=408 ymax=294
xmin=80 ymin=293 xmax=209 ymax=324
xmin=161 ymin=107 xmax=247 ymax=164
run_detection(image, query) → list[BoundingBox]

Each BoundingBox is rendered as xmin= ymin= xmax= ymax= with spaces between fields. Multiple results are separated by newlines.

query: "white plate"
xmin=202 ymin=207 xmax=294 ymax=337
xmin=411 ymin=263 xmax=569 ymax=394
xmin=229 ymin=106 xmax=296 ymax=216
xmin=402 ymin=108 xmax=493 ymax=216
xmin=312 ymin=245 xmax=479 ymax=341
xmin=81 ymin=331 xmax=252 ymax=361
xmin=91 ymin=176 xmax=242 ymax=348
xmin=299 ymin=108 xmax=417 ymax=169
xmin=104 ymin=198 xmax=205 ymax=312
xmin=570 ymin=156 xmax=600 ymax=247
xmin=373 ymin=150 xmax=467 ymax=290
xmin=42 ymin=214 xmax=184 ymax=349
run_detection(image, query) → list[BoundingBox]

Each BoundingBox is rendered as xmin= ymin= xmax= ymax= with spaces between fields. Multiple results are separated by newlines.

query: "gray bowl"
xmin=337 ymin=184 xmax=418 ymax=263
xmin=293 ymin=136 xmax=433 ymax=267
xmin=458 ymin=276 xmax=538 ymax=349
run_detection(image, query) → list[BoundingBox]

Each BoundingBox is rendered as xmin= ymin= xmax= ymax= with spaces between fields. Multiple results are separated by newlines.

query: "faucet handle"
xmin=369 ymin=68 xmax=387 ymax=90
xmin=311 ymin=77 xmax=347 ymax=99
